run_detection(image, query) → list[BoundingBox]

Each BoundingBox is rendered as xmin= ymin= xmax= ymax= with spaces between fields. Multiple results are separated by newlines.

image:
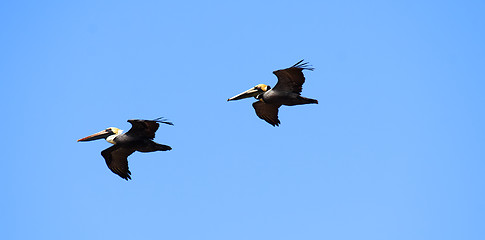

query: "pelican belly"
xmin=262 ymin=90 xmax=317 ymax=106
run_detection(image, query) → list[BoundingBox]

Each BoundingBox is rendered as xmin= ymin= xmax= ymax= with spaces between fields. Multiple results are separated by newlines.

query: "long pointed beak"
xmin=227 ymin=88 xmax=262 ymax=101
xmin=77 ymin=129 xmax=112 ymax=142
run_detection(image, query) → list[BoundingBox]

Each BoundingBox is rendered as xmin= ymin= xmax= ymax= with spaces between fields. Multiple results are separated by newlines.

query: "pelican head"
xmin=77 ymin=127 xmax=123 ymax=144
xmin=227 ymin=84 xmax=271 ymax=101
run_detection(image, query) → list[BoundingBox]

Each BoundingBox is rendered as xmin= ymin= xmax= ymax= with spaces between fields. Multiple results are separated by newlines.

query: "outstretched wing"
xmin=126 ymin=118 xmax=173 ymax=140
xmin=272 ymin=60 xmax=314 ymax=94
xmin=252 ymin=101 xmax=281 ymax=127
xmin=101 ymin=145 xmax=136 ymax=180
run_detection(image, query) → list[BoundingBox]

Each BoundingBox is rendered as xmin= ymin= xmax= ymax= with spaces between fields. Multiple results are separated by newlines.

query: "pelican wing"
xmin=272 ymin=60 xmax=314 ymax=94
xmin=126 ymin=118 xmax=173 ymax=140
xmin=101 ymin=145 xmax=136 ymax=180
xmin=252 ymin=101 xmax=281 ymax=127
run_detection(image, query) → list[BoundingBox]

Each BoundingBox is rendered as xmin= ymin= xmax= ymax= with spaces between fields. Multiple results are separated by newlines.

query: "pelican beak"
xmin=77 ymin=129 xmax=112 ymax=142
xmin=227 ymin=87 xmax=262 ymax=101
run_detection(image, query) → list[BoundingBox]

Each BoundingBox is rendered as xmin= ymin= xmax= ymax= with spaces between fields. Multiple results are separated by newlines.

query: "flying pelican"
xmin=77 ymin=118 xmax=173 ymax=180
xmin=227 ymin=60 xmax=318 ymax=126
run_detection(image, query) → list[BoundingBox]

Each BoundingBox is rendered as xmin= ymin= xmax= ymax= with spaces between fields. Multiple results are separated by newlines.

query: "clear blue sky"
xmin=1 ymin=0 xmax=484 ymax=239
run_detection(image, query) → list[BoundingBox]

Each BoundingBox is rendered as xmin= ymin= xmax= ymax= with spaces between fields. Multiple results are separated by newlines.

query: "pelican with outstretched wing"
xmin=77 ymin=118 xmax=173 ymax=180
xmin=227 ymin=60 xmax=318 ymax=126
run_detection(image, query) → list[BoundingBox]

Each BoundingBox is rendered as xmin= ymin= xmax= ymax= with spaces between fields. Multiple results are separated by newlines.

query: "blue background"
xmin=2 ymin=1 xmax=484 ymax=239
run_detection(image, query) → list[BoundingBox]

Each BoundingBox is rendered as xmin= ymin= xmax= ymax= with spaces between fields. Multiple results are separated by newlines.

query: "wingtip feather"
xmin=292 ymin=59 xmax=314 ymax=71
xmin=153 ymin=117 xmax=174 ymax=126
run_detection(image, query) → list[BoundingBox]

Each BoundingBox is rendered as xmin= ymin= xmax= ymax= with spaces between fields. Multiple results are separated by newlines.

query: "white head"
xmin=77 ymin=127 xmax=123 ymax=144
